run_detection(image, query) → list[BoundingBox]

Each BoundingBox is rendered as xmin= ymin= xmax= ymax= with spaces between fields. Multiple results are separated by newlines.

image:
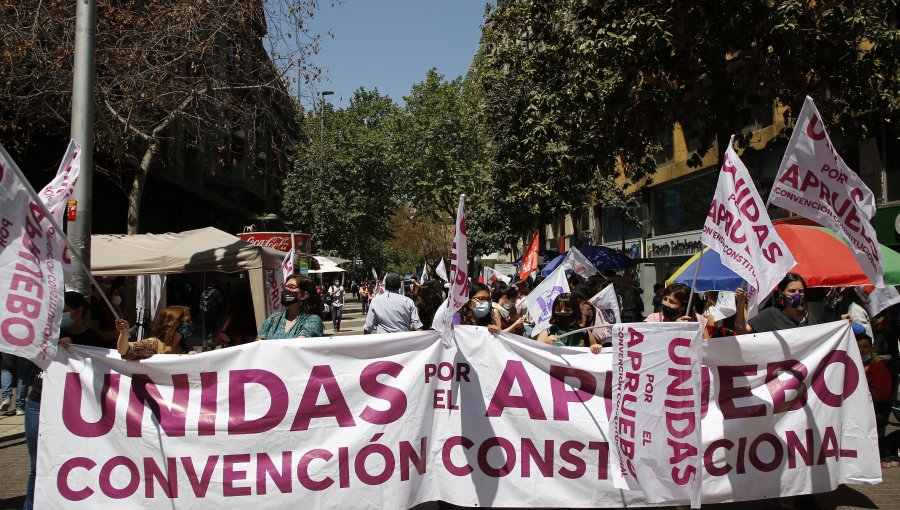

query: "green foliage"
xmin=282 ymin=88 xmax=399 ymax=270
xmin=477 ymin=0 xmax=899 ymax=226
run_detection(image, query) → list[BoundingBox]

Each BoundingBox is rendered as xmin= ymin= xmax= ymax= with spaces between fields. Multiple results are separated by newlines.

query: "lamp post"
xmin=319 ymin=90 xmax=334 ymax=147
xmin=317 ymin=90 xmax=334 ymax=203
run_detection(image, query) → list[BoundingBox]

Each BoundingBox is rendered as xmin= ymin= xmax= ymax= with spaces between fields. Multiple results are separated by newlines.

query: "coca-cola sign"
xmin=238 ymin=232 xmax=312 ymax=253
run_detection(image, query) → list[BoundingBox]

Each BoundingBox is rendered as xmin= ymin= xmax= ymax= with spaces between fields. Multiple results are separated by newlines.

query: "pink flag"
xmin=769 ymin=96 xmax=882 ymax=285
xmin=701 ymin=138 xmax=796 ymax=316
xmin=0 ymin=144 xmax=65 ymax=362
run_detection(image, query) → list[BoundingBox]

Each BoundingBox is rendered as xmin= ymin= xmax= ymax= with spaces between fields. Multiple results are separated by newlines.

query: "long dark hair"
xmin=774 ymin=273 xmax=807 ymax=309
xmin=550 ymin=292 xmax=582 ymax=328
xmin=290 ymin=276 xmax=322 ymax=317
xmin=664 ymin=283 xmax=702 ymax=316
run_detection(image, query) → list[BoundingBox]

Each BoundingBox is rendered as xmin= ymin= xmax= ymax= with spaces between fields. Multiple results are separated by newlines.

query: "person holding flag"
xmin=734 ymin=273 xmax=818 ymax=334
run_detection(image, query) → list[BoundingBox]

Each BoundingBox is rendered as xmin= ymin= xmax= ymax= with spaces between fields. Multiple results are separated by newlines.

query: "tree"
xmin=282 ymin=88 xmax=400 ymax=270
xmin=477 ymin=0 xmax=900 ymax=226
xmin=0 ymin=0 xmax=322 ymax=233
xmin=391 ymin=68 xmax=517 ymax=256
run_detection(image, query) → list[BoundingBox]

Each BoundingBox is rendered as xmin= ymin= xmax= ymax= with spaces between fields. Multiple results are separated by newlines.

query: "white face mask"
xmin=112 ymin=295 xmax=123 ymax=307
xmin=473 ymin=301 xmax=492 ymax=318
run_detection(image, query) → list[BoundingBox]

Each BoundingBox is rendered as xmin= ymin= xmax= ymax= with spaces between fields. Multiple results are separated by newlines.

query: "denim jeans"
xmin=24 ymin=398 xmax=40 ymax=510
xmin=1 ymin=368 xmax=10 ymax=402
xmin=0 ymin=369 xmax=25 ymax=408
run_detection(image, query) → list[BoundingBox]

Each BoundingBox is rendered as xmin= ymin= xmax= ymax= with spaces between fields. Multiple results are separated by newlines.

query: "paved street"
xmin=2 ymin=298 xmax=899 ymax=508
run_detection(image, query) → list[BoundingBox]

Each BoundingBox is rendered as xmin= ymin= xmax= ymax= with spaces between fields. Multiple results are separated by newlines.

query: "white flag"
xmin=525 ymin=265 xmax=570 ymax=336
xmin=38 ymin=140 xmax=80 ymax=272
xmin=862 ymin=285 xmax=900 ymax=318
xmin=38 ymin=140 xmax=81 ymax=223
xmin=590 ymin=284 xmax=621 ymax=325
xmin=711 ymin=291 xmax=737 ymax=322
xmin=447 ymin=195 xmax=468 ymax=314
xmin=421 ymin=262 xmax=430 ymax=282
xmin=559 ymin=246 xmax=599 ymax=277
xmin=770 ymin=96 xmax=882 ymax=285
xmin=483 ymin=266 xmax=511 ymax=285
xmin=136 ymin=274 xmax=166 ymax=339
xmin=701 ymin=138 xmax=796 ymax=316
xmin=435 ymin=258 xmax=448 ymax=282
xmin=0 ymin=144 xmax=65 ymax=362
xmin=280 ymin=249 xmax=294 ymax=283
xmin=264 ymin=271 xmax=281 ymax=315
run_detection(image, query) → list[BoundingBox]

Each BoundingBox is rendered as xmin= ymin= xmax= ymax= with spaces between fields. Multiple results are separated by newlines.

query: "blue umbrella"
xmin=540 ymin=246 xmax=636 ymax=277
xmin=666 ymin=247 xmax=744 ymax=291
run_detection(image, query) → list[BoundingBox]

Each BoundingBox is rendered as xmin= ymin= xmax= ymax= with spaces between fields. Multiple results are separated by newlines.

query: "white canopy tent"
xmin=308 ymin=256 xmax=347 ymax=274
xmin=90 ymin=227 xmax=287 ymax=330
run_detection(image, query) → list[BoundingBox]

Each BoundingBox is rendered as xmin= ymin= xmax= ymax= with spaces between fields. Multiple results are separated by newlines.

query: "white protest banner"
xmin=447 ymin=195 xmax=468 ymax=316
xmin=590 ymin=284 xmax=619 ymax=342
xmin=39 ymin=321 xmax=878 ymax=509
xmin=610 ymin=322 xmax=703 ymax=507
xmin=0 ymin=144 xmax=64 ymax=362
xmin=560 ymin=247 xmax=599 ymax=278
xmin=435 ymin=258 xmax=448 ymax=282
xmin=770 ymin=96 xmax=882 ymax=285
xmin=483 ymin=266 xmax=511 ymax=285
xmin=700 ymin=320 xmax=880 ymax=500
xmin=701 ymin=140 xmax=796 ymax=316
xmin=525 ymin=265 xmax=570 ymax=336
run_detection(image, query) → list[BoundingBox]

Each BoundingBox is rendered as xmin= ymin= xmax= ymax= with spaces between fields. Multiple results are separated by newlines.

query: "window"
xmin=650 ymin=170 xmax=718 ymax=236
xmin=655 ymin=126 xmax=675 ymax=165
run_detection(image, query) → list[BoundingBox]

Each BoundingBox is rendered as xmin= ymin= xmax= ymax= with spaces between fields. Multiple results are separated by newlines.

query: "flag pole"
xmin=0 ymin=146 xmax=120 ymax=321
xmin=685 ymin=248 xmax=705 ymax=316
xmin=556 ymin=324 xmax=613 ymax=341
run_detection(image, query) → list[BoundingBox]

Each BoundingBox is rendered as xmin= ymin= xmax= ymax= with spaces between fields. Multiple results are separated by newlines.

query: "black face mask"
xmin=280 ymin=290 xmax=299 ymax=307
xmin=554 ymin=311 xmax=574 ymax=325
xmin=661 ymin=304 xmax=683 ymax=321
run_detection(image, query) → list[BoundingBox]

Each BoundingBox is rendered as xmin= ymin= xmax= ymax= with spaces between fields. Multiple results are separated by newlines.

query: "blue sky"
xmin=301 ymin=1 xmax=489 ymax=110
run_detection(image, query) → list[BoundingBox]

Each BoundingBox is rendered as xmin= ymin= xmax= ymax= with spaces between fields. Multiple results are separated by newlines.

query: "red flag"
xmin=519 ymin=231 xmax=539 ymax=281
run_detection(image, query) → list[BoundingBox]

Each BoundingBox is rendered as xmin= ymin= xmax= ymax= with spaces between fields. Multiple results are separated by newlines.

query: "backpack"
xmin=199 ymin=287 xmax=221 ymax=314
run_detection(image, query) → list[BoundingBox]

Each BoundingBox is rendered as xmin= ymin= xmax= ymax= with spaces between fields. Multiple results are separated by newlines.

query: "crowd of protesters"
xmin=9 ymin=264 xmax=900 ymax=509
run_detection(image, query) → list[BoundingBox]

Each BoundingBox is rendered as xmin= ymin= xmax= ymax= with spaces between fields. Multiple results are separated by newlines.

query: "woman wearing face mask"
xmin=644 ymin=283 xmax=703 ymax=324
xmin=735 ymin=273 xmax=817 ymax=334
xmin=116 ymin=306 xmax=196 ymax=360
xmin=537 ymin=293 xmax=593 ymax=348
xmin=459 ymin=283 xmax=502 ymax=333
xmin=257 ymin=275 xmax=324 ymax=340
